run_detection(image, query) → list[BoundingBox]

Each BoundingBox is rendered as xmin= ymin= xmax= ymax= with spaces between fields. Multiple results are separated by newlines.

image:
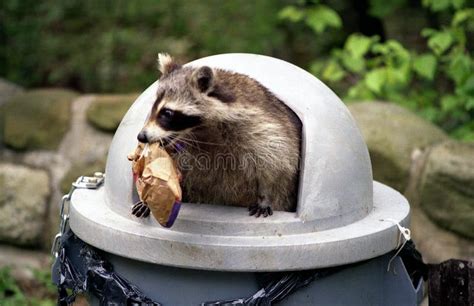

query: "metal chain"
xmin=51 ymin=172 xmax=105 ymax=257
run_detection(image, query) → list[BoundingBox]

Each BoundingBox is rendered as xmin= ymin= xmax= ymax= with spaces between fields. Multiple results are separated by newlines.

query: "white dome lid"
xmin=69 ymin=54 xmax=410 ymax=271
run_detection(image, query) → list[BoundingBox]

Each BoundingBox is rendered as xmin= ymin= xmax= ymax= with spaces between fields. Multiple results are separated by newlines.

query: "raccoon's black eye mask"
xmin=157 ymin=107 xmax=202 ymax=131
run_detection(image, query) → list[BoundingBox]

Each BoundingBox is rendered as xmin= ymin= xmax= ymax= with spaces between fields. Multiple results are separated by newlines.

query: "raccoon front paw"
xmin=131 ymin=201 xmax=150 ymax=218
xmin=248 ymin=202 xmax=273 ymax=218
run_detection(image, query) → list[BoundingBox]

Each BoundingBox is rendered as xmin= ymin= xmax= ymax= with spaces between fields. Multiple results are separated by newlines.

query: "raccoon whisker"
xmin=164 ymin=134 xmax=208 ymax=154
xmin=185 ymin=137 xmax=222 ymax=145
xmin=172 ymin=144 xmax=201 ymax=165
xmin=181 ymin=139 xmax=213 ymax=155
xmin=174 ymin=138 xmax=201 ymax=152
xmin=180 ymin=132 xmax=225 ymax=146
xmin=169 ymin=133 xmax=201 ymax=150
xmin=166 ymin=135 xmax=198 ymax=156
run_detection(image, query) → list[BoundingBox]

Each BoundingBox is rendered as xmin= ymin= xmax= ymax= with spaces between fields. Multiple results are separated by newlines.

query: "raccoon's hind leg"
xmin=250 ymin=169 xmax=294 ymax=217
xmin=132 ymin=200 xmax=150 ymax=218
xmin=248 ymin=196 xmax=273 ymax=218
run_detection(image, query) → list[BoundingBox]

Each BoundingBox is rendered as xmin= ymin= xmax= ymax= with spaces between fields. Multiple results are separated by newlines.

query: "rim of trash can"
xmin=69 ymin=181 xmax=409 ymax=271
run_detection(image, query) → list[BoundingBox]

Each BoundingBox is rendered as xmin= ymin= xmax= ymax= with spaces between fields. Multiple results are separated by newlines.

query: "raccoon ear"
xmin=158 ymin=53 xmax=180 ymax=76
xmin=193 ymin=66 xmax=214 ymax=92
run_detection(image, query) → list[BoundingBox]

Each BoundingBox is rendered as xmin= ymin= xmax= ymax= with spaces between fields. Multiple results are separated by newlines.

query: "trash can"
xmin=55 ymin=54 xmax=423 ymax=305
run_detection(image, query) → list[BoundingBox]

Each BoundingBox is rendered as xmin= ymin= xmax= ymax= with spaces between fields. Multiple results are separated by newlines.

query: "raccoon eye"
xmin=158 ymin=109 xmax=202 ymax=131
xmin=160 ymin=108 xmax=174 ymax=119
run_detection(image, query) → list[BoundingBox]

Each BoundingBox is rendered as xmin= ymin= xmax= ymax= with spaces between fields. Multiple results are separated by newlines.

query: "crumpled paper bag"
xmin=128 ymin=142 xmax=182 ymax=227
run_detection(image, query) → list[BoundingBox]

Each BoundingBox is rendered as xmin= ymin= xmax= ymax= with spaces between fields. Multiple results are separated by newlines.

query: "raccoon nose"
xmin=137 ymin=131 xmax=148 ymax=143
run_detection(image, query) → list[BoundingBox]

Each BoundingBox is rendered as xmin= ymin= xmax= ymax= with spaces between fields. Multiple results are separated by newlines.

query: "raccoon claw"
xmin=132 ymin=201 xmax=150 ymax=218
xmin=248 ymin=204 xmax=273 ymax=218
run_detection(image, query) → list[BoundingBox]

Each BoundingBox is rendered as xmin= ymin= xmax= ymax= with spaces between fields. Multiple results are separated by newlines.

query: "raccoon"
xmin=134 ymin=53 xmax=301 ymax=218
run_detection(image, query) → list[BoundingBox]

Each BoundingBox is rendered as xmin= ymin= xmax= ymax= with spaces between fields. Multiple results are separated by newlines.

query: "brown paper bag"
xmin=128 ymin=143 xmax=182 ymax=227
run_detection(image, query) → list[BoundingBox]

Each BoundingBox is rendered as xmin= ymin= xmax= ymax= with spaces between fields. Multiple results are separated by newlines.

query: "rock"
xmin=0 ymin=163 xmax=50 ymax=247
xmin=0 ymin=89 xmax=78 ymax=150
xmin=0 ymin=78 xmax=24 ymax=107
xmin=60 ymin=95 xmax=113 ymax=165
xmin=418 ymin=141 xmax=474 ymax=239
xmin=348 ymin=101 xmax=448 ymax=191
xmin=86 ymin=94 xmax=138 ymax=132
xmin=411 ymin=206 xmax=474 ymax=263
xmin=42 ymin=95 xmax=112 ymax=250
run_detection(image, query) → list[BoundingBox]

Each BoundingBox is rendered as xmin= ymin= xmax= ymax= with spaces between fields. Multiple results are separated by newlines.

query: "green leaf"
xmin=346 ymin=83 xmax=376 ymax=100
xmin=365 ymin=68 xmax=386 ymax=93
xmin=421 ymin=28 xmax=437 ymax=38
xmin=441 ymin=95 xmax=459 ymax=112
xmin=278 ymin=6 xmax=305 ymax=22
xmin=341 ymin=55 xmax=366 ymax=73
xmin=413 ymin=54 xmax=437 ymax=80
xmin=372 ymin=43 xmax=389 ymax=55
xmin=452 ymin=8 xmax=474 ymax=26
xmin=305 ymin=5 xmax=342 ymax=33
xmin=452 ymin=0 xmax=466 ymax=9
xmin=321 ymin=61 xmax=346 ymax=82
xmin=386 ymin=65 xmax=411 ymax=85
xmin=344 ymin=34 xmax=374 ymax=58
xmin=447 ymin=52 xmax=471 ymax=85
xmin=459 ymin=74 xmax=474 ymax=96
xmin=451 ymin=27 xmax=466 ymax=46
xmin=386 ymin=39 xmax=408 ymax=53
xmin=386 ymin=40 xmax=411 ymax=62
xmin=466 ymin=97 xmax=474 ymax=110
xmin=309 ymin=60 xmax=325 ymax=76
xmin=427 ymin=30 xmax=454 ymax=55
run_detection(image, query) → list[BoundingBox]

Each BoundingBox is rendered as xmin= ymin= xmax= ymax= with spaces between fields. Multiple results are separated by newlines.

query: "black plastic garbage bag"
xmin=52 ymin=229 xmax=160 ymax=306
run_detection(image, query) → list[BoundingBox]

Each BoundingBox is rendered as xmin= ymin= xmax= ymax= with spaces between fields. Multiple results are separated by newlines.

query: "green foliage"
xmin=423 ymin=0 xmax=466 ymax=11
xmin=294 ymin=1 xmax=474 ymax=140
xmin=0 ymin=89 xmax=78 ymax=151
xmin=0 ymin=267 xmax=55 ymax=306
xmin=279 ymin=2 xmax=341 ymax=34
xmin=0 ymin=0 xmax=286 ymax=93
xmin=413 ymin=54 xmax=437 ymax=80
xmin=0 ymin=267 xmax=25 ymax=306
xmin=32 ymin=268 xmax=56 ymax=297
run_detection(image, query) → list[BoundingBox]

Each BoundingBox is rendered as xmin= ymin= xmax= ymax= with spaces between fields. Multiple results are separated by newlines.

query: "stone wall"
xmin=0 ymin=79 xmax=136 ymax=249
xmin=0 ymin=80 xmax=472 ymax=263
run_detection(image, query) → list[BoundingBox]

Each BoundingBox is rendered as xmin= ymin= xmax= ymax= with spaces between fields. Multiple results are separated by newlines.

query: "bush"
xmin=0 ymin=0 xmax=287 ymax=93
xmin=281 ymin=0 xmax=474 ymax=141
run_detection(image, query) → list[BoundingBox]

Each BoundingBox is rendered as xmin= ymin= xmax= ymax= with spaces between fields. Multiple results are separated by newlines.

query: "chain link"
xmin=51 ymin=172 xmax=105 ymax=257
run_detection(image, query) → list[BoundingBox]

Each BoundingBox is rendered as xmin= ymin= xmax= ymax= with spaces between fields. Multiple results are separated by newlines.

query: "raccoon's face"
xmin=137 ymin=54 xmax=235 ymax=146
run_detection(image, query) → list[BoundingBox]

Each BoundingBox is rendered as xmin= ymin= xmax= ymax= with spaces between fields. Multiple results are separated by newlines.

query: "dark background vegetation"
xmin=1 ymin=0 xmax=473 ymax=139
xmin=0 ymin=0 xmax=390 ymax=92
